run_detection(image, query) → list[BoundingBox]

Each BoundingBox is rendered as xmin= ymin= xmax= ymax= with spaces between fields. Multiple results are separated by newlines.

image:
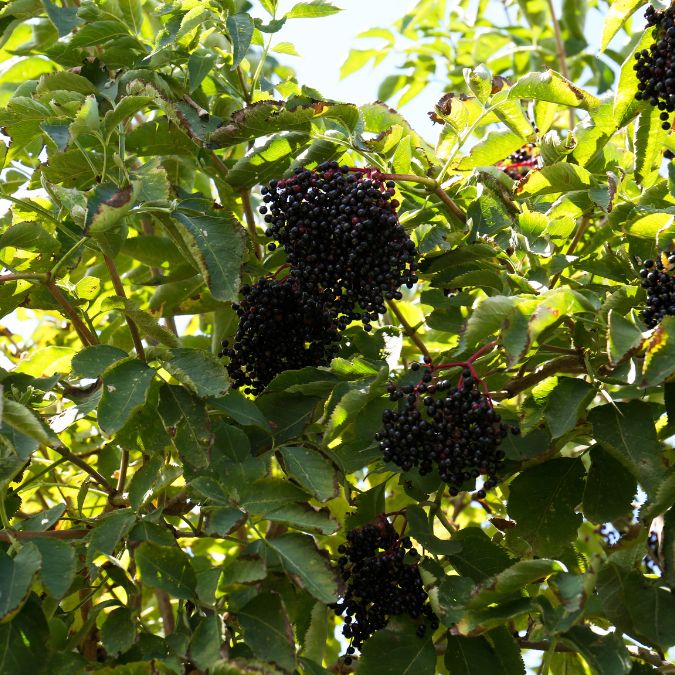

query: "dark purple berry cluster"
xmin=332 ymin=518 xmax=438 ymax=663
xmin=498 ymin=143 xmax=539 ymax=180
xmin=259 ymin=162 xmax=418 ymax=330
xmin=639 ymin=253 xmax=675 ymax=328
xmin=634 ymin=4 xmax=675 ymax=130
xmin=376 ymin=364 xmax=514 ymax=496
xmin=219 ymin=277 xmax=341 ymax=395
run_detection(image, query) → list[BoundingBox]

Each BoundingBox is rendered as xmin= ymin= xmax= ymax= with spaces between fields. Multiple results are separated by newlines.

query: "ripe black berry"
xmin=333 ymin=518 xmax=438 ymax=654
xmin=259 ymin=163 xmax=418 ymax=326
xmin=377 ymin=367 xmax=510 ymax=492
xmin=220 ymin=276 xmax=341 ymax=394
xmin=640 ymin=252 xmax=675 ymax=328
xmin=634 ymin=4 xmax=675 ymax=130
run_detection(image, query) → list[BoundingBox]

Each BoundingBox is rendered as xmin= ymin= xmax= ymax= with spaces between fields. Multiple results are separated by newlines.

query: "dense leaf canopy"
xmin=0 ymin=0 xmax=674 ymax=673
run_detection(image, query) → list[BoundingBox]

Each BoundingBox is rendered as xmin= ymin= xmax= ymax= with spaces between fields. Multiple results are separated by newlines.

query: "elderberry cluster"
xmin=634 ymin=4 xmax=675 ymax=130
xmin=332 ymin=519 xmax=438 ymax=663
xmin=376 ymin=364 xmax=515 ymax=496
xmin=260 ymin=162 xmax=418 ymax=330
xmin=639 ymin=253 xmax=675 ymax=328
xmin=498 ymin=143 xmax=539 ymax=180
xmin=219 ymin=278 xmax=341 ymax=395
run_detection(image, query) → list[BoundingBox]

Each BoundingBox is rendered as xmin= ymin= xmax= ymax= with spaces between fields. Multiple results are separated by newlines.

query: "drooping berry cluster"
xmin=220 ymin=277 xmax=341 ymax=395
xmin=639 ymin=252 xmax=675 ymax=328
xmin=332 ymin=517 xmax=438 ymax=663
xmin=376 ymin=361 xmax=515 ymax=496
xmin=634 ymin=4 xmax=675 ymax=130
xmin=260 ymin=162 xmax=418 ymax=330
xmin=497 ymin=143 xmax=539 ymax=180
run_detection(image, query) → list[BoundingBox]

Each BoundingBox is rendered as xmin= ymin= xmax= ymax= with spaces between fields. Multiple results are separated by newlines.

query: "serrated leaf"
xmin=264 ymin=533 xmax=337 ymax=603
xmin=86 ymin=509 xmax=136 ymax=564
xmin=227 ymin=13 xmax=254 ymax=68
xmin=543 ymin=377 xmax=595 ymax=438
xmin=279 ymin=446 xmax=338 ymax=502
xmin=510 ymin=70 xmax=600 ymax=111
xmin=158 ymin=348 xmax=228 ymax=398
xmin=71 ymin=345 xmax=128 ymax=378
xmin=85 ymin=183 xmax=137 ymax=234
xmin=135 ymin=542 xmax=197 ymax=600
xmin=172 ymin=207 xmax=246 ymax=303
xmin=98 ymin=359 xmax=155 ymax=434
xmin=237 ymin=593 xmax=295 ymax=672
xmin=360 ymin=617 xmax=436 ymax=675
xmin=1 ymin=398 xmax=56 ymax=446
xmin=101 ymin=607 xmax=136 ymax=656
xmin=635 ymin=106 xmax=669 ymax=187
xmin=507 ymin=458 xmax=585 ymax=556
xmin=607 ymin=310 xmax=643 ymax=366
xmin=446 ymin=528 xmax=513 ymax=582
xmin=583 ymin=445 xmax=637 ymax=523
xmin=588 ymin=401 xmax=663 ymax=497
xmin=601 ymin=0 xmax=645 ymax=51
xmin=287 ymin=1 xmax=342 ymax=18
xmin=514 ymin=163 xmax=593 ymax=197
xmin=0 ymin=543 xmax=41 ymax=620
xmin=642 ymin=316 xmax=675 ymax=386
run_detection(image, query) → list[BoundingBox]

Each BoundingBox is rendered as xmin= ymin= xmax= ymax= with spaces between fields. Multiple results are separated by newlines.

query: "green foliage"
xmin=0 ymin=0 xmax=673 ymax=673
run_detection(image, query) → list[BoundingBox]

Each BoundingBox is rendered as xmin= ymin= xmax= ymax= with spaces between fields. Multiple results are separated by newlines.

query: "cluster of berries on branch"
xmin=220 ymin=277 xmax=341 ymax=395
xmin=496 ymin=143 xmax=539 ymax=180
xmin=634 ymin=3 xmax=675 ymax=130
xmin=376 ymin=343 xmax=517 ymax=496
xmin=332 ymin=516 xmax=438 ymax=664
xmin=260 ymin=162 xmax=418 ymax=331
xmin=639 ymin=252 xmax=675 ymax=328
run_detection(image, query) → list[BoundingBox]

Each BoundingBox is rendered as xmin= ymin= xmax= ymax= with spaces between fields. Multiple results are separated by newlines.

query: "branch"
xmin=46 ymin=280 xmax=98 ymax=346
xmin=493 ymin=355 xmax=586 ymax=400
xmin=53 ymin=445 xmax=116 ymax=495
xmin=0 ymin=528 xmax=88 ymax=542
xmin=103 ymin=255 xmax=145 ymax=360
xmin=387 ymin=299 xmax=432 ymax=362
xmin=0 ymin=271 xmax=47 ymax=283
xmin=241 ymin=189 xmax=262 ymax=260
xmin=544 ymin=0 xmax=575 ymax=130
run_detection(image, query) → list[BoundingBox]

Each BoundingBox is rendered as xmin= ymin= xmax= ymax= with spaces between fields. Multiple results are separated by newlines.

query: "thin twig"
xmin=116 ymin=449 xmax=129 ymax=493
xmin=0 ymin=528 xmax=88 ymax=542
xmin=46 ymin=280 xmax=98 ymax=346
xmin=387 ymin=299 xmax=432 ymax=362
xmin=494 ymin=355 xmax=585 ymax=400
xmin=544 ymin=0 xmax=575 ymax=130
xmin=0 ymin=271 xmax=47 ymax=283
xmin=241 ymin=190 xmax=262 ymax=260
xmin=54 ymin=445 xmax=116 ymax=495
xmin=103 ymin=255 xmax=145 ymax=360
xmin=155 ymin=589 xmax=175 ymax=636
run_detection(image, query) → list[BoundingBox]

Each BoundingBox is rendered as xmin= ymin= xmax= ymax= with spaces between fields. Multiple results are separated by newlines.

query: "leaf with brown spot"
xmin=85 ymin=183 xmax=137 ymax=234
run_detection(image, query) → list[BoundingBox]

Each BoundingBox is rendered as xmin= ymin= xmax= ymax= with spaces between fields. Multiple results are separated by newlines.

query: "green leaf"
xmin=135 ymin=542 xmax=197 ymax=600
xmin=101 ymin=607 xmax=137 ymax=656
xmin=509 ymin=70 xmax=600 ymax=111
xmin=0 ymin=597 xmax=49 ymax=674
xmin=158 ymin=348 xmax=229 ymax=398
xmin=543 ymin=377 xmax=595 ymax=439
xmin=190 ymin=613 xmax=222 ymax=671
xmin=514 ymin=163 xmax=593 ymax=197
xmin=359 ymin=617 xmax=436 ymax=675
xmin=43 ymin=0 xmax=82 ymax=37
xmin=226 ymin=13 xmax=254 ymax=68
xmin=507 ymin=458 xmax=585 ymax=556
xmin=204 ymin=507 xmax=247 ymax=537
xmin=264 ymin=503 xmax=337 ymax=534
xmin=642 ymin=316 xmax=675 ymax=387
xmin=563 ymin=626 xmax=632 ymax=675
xmin=583 ymin=445 xmax=637 ymax=523
xmin=98 ymin=359 xmax=155 ymax=435
xmin=70 ymin=20 xmax=131 ymax=48
xmin=1 ymin=398 xmax=56 ymax=446
xmin=85 ymin=183 xmax=137 ymax=234
xmin=600 ymin=0 xmax=644 ymax=50
xmin=102 ymin=95 xmax=154 ymax=135
xmin=32 ymin=538 xmax=76 ymax=599
xmin=635 ymin=107 xmax=669 ymax=186
xmin=445 ymin=630 xmax=525 ymax=675
xmin=446 ymin=527 xmax=513 ymax=582
xmin=264 ymin=532 xmax=338 ymax=603
xmin=236 ymin=593 xmax=295 ymax=672
xmin=71 ymin=345 xmax=128 ymax=378
xmin=287 ymin=1 xmax=342 ymax=18
xmin=406 ymin=504 xmax=462 ymax=555
xmin=279 ymin=446 xmax=338 ymax=502
xmin=86 ymin=509 xmax=136 ymax=564
xmin=209 ymin=100 xmax=358 ymax=148
xmin=173 ymin=207 xmax=245 ymax=304
xmin=212 ymin=390 xmax=270 ymax=429
xmin=240 ymin=478 xmax=310 ymax=515
xmin=468 ymin=559 xmax=565 ymax=608
xmin=588 ymin=401 xmax=663 ymax=497
xmin=0 ymin=543 xmax=41 ymax=620
xmin=607 ymin=310 xmax=643 ymax=366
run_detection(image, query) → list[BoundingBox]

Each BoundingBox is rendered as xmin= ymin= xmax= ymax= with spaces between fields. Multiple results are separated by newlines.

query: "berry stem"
xmin=467 ymin=339 xmax=500 ymax=364
xmin=240 ymin=189 xmax=262 ymax=260
xmin=387 ymin=300 xmax=432 ymax=362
